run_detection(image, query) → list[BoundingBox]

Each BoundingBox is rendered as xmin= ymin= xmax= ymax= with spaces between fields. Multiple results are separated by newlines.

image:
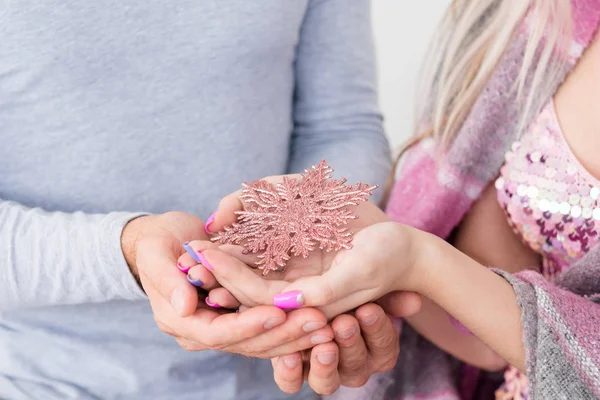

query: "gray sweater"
xmin=0 ymin=1 xmax=390 ymax=399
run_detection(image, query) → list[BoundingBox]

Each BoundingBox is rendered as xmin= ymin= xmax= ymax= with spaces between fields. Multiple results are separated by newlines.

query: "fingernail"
xmin=171 ymin=288 xmax=186 ymax=316
xmin=283 ymin=355 xmax=300 ymax=368
xmin=302 ymin=321 xmax=326 ymax=333
xmin=186 ymin=273 xmax=204 ymax=287
xmin=183 ymin=242 xmax=201 ymax=263
xmin=176 ymin=263 xmax=191 ymax=274
xmin=196 ymin=251 xmax=214 ymax=271
xmin=336 ymin=326 xmax=357 ymax=339
xmin=310 ymin=335 xmax=331 ymax=345
xmin=449 ymin=315 xmax=472 ymax=335
xmin=360 ymin=314 xmax=378 ymax=326
xmin=264 ymin=317 xmax=284 ymax=330
xmin=316 ymin=352 xmax=336 ymax=365
xmin=205 ymin=297 xmax=221 ymax=308
xmin=204 ymin=211 xmax=216 ymax=234
xmin=273 ymin=291 xmax=304 ymax=309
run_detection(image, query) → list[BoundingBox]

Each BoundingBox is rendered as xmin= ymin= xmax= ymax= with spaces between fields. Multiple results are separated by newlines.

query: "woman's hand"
xmin=180 ymin=172 xmax=427 ymax=318
xmin=121 ymin=212 xmax=334 ymax=359
xmin=187 ymin=219 xmax=427 ymax=319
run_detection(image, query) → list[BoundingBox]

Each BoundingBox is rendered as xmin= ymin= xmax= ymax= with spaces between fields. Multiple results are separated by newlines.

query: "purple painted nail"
xmin=273 ymin=291 xmax=304 ymax=309
xmin=204 ymin=211 xmax=216 ymax=234
xmin=196 ymin=251 xmax=214 ymax=271
xmin=183 ymin=242 xmax=201 ymax=263
xmin=176 ymin=263 xmax=190 ymax=274
xmin=186 ymin=273 xmax=204 ymax=287
xmin=205 ymin=297 xmax=221 ymax=308
xmin=449 ymin=315 xmax=472 ymax=335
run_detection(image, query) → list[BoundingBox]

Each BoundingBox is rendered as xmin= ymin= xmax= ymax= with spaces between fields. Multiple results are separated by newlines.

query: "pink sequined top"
xmin=494 ymin=100 xmax=600 ymax=400
xmin=496 ymin=99 xmax=600 ymax=280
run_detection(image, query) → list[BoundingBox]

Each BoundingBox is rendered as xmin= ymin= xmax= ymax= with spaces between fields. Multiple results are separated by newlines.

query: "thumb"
xmin=273 ymin=266 xmax=367 ymax=311
xmin=204 ymin=174 xmax=302 ymax=234
xmin=377 ymin=291 xmax=422 ymax=318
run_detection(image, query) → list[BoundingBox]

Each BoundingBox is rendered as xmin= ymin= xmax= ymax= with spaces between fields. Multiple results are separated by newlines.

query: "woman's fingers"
xmin=204 ymin=174 xmax=301 ymax=234
xmin=205 ymin=287 xmax=241 ymax=310
xmin=200 ymin=248 xmax=288 ymax=306
xmin=184 ymin=265 xmax=218 ymax=289
xmin=273 ymin=260 xmax=374 ymax=314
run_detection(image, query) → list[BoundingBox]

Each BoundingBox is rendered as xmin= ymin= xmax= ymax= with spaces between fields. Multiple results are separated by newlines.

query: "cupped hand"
xmin=187 ymin=219 xmax=425 ymax=319
xmin=271 ymin=299 xmax=421 ymax=395
xmin=180 ymin=173 xmax=408 ymax=317
xmin=120 ymin=212 xmax=334 ymax=358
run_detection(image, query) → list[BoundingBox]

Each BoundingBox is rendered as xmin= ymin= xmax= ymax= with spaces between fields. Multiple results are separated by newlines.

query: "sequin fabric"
xmin=495 ymin=99 xmax=600 ymax=400
xmin=496 ymin=100 xmax=600 ymax=279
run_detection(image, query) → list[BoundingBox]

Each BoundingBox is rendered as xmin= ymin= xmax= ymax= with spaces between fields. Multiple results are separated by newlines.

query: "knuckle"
xmin=371 ymin=330 xmax=398 ymax=351
xmin=176 ymin=338 xmax=202 ymax=352
xmin=320 ymin=284 xmax=336 ymax=305
xmin=275 ymin=329 xmax=297 ymax=345
xmin=343 ymin=375 xmax=369 ymax=388
xmin=274 ymin=374 xmax=302 ymax=395
xmin=315 ymin=382 xmax=340 ymax=396
xmin=201 ymin=334 xmax=225 ymax=351
xmin=378 ymin=357 xmax=398 ymax=372
xmin=341 ymin=359 xmax=364 ymax=376
xmin=155 ymin=320 xmax=175 ymax=336
xmin=241 ymin=344 xmax=263 ymax=358
xmin=376 ymin=351 xmax=399 ymax=372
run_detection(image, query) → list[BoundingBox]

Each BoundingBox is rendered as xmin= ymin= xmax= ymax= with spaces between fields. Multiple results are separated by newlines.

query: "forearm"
xmin=404 ymin=296 xmax=508 ymax=371
xmin=414 ymin=234 xmax=526 ymax=371
xmin=0 ymin=199 xmax=147 ymax=311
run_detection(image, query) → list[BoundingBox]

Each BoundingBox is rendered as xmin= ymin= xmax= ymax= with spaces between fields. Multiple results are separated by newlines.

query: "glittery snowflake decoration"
xmin=211 ymin=161 xmax=378 ymax=275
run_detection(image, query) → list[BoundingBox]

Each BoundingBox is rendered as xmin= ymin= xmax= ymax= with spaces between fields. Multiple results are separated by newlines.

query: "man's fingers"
xmin=157 ymin=303 xmax=287 ymax=349
xmin=139 ymin=238 xmax=199 ymax=317
xmin=234 ymin=307 xmax=333 ymax=358
xmin=355 ymin=303 xmax=400 ymax=372
xmin=308 ymin=342 xmax=341 ymax=396
xmin=377 ymin=291 xmax=423 ymax=318
xmin=331 ymin=314 xmax=369 ymax=387
xmin=272 ymin=354 xmax=304 ymax=394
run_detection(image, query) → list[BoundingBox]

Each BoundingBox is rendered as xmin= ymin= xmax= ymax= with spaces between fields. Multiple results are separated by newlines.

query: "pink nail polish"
xmin=176 ymin=263 xmax=190 ymax=273
xmin=205 ymin=297 xmax=221 ymax=308
xmin=204 ymin=211 xmax=216 ymax=234
xmin=196 ymin=251 xmax=213 ymax=271
xmin=273 ymin=291 xmax=304 ymax=309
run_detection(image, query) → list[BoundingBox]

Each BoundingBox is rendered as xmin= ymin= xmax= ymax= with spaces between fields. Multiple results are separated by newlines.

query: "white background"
xmin=372 ymin=0 xmax=449 ymax=148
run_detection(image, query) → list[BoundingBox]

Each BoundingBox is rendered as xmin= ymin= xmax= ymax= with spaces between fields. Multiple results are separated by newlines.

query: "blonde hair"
xmin=382 ymin=0 xmax=573 ymax=205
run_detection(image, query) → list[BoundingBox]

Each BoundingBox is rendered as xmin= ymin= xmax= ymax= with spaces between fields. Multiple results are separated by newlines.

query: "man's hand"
xmin=120 ymin=212 xmax=334 ymax=358
xmin=271 ymin=298 xmax=421 ymax=395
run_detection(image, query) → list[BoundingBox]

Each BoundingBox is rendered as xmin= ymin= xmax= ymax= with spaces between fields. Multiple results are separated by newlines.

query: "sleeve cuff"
xmin=98 ymin=212 xmax=151 ymax=301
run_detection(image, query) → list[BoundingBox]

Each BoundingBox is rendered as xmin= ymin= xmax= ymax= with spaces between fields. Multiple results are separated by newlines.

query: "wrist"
xmin=121 ymin=215 xmax=151 ymax=283
xmin=396 ymin=226 xmax=442 ymax=294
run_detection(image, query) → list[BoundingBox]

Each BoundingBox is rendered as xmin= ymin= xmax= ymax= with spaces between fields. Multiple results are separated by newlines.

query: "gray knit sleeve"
xmin=0 ymin=199 xmax=148 ymax=311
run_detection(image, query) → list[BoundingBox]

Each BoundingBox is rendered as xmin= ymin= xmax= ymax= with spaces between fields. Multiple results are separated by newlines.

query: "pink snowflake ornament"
xmin=211 ymin=160 xmax=378 ymax=275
